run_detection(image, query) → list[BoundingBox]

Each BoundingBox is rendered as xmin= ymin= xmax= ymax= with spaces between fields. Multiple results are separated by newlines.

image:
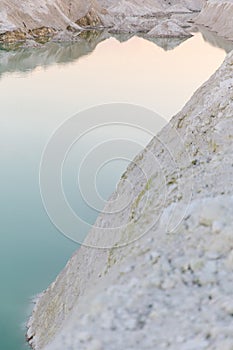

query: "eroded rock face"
xmin=0 ymin=0 xmax=203 ymax=44
xmin=29 ymin=27 xmax=56 ymax=38
xmin=0 ymin=30 xmax=26 ymax=43
xmin=0 ymin=0 xmax=101 ymax=41
xmin=99 ymin=0 xmax=202 ymax=34
xmin=27 ymin=46 xmax=233 ymax=349
xmin=76 ymin=8 xmax=103 ymax=27
xmin=0 ymin=27 xmax=57 ymax=44
xmin=195 ymin=0 xmax=233 ymax=41
xmin=100 ymin=0 xmax=204 ymax=16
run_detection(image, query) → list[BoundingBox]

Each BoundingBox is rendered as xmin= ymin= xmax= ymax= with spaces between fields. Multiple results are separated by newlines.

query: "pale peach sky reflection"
xmin=0 ymin=32 xmax=226 ymax=138
xmin=39 ymin=32 xmax=225 ymax=120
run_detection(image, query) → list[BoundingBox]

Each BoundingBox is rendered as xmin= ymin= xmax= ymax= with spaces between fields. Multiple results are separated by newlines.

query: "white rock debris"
xmin=195 ymin=0 xmax=233 ymax=41
xmin=27 ymin=44 xmax=233 ymax=349
xmin=147 ymin=19 xmax=192 ymax=38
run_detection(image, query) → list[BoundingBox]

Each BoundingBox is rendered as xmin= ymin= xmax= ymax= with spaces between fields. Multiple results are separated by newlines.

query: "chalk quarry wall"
xmin=196 ymin=0 xmax=233 ymax=40
xmin=28 ymin=43 xmax=233 ymax=350
xmin=0 ymin=0 xmax=203 ymax=36
xmin=0 ymin=0 xmax=100 ymax=33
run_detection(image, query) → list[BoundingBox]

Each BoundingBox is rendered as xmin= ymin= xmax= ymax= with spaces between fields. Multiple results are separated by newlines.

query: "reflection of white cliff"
xmin=1 ymin=28 xmax=232 ymax=78
xmin=197 ymin=25 xmax=233 ymax=53
xmin=0 ymin=32 xmax=186 ymax=77
xmin=0 ymin=31 xmax=109 ymax=76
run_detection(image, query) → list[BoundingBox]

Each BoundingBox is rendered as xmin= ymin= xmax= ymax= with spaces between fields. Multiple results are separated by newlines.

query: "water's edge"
xmin=27 ymin=49 xmax=233 ymax=349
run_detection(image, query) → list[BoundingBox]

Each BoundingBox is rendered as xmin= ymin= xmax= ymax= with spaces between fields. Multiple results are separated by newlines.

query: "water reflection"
xmin=142 ymin=36 xmax=189 ymax=51
xmin=1 ymin=28 xmax=231 ymax=78
xmin=197 ymin=26 xmax=233 ymax=53
xmin=0 ymin=31 xmax=109 ymax=77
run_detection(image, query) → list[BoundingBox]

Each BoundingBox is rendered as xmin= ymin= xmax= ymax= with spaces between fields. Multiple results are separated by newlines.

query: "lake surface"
xmin=0 ymin=31 xmax=231 ymax=350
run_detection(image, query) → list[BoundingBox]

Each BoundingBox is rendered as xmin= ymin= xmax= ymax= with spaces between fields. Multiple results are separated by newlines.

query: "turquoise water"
xmin=0 ymin=31 xmax=230 ymax=350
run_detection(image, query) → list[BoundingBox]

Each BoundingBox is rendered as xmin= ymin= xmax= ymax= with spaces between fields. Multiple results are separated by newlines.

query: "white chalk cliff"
xmin=28 ymin=39 xmax=233 ymax=350
xmin=0 ymin=0 xmax=204 ymax=41
xmin=0 ymin=0 xmax=101 ymax=32
xmin=196 ymin=0 xmax=233 ymax=40
xmin=101 ymin=0 xmax=204 ymax=15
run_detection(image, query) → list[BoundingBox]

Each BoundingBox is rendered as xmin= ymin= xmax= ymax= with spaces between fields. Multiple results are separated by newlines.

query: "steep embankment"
xmin=0 ymin=0 xmax=102 ymax=40
xmin=28 ymin=49 xmax=233 ymax=349
xmin=100 ymin=0 xmax=203 ymax=14
xmin=196 ymin=0 xmax=233 ymax=40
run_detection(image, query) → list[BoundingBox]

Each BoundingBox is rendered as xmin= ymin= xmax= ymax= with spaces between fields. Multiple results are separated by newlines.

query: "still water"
xmin=0 ymin=30 xmax=231 ymax=350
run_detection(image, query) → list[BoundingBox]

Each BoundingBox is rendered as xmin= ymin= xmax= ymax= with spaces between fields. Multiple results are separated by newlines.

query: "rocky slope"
xmin=0 ymin=0 xmax=103 ymax=41
xmin=0 ymin=0 xmax=204 ymax=44
xmin=100 ymin=0 xmax=204 ymax=14
xmin=196 ymin=0 xmax=233 ymax=40
xmin=146 ymin=18 xmax=192 ymax=38
xmin=28 ymin=45 xmax=233 ymax=349
xmin=100 ymin=0 xmax=203 ymax=34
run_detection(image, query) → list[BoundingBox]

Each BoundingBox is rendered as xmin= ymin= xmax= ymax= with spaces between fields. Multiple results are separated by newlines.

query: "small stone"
xmin=176 ymin=335 xmax=185 ymax=343
xmin=87 ymin=339 xmax=103 ymax=350
xmin=212 ymin=221 xmax=224 ymax=234
xmin=205 ymin=251 xmax=222 ymax=260
xmin=221 ymin=298 xmax=233 ymax=315
xmin=149 ymin=310 xmax=158 ymax=320
xmin=182 ymin=339 xmax=209 ymax=350
xmin=218 ymin=339 xmax=233 ymax=350
xmin=225 ymin=250 xmax=233 ymax=270
xmin=78 ymin=331 xmax=92 ymax=343
xmin=190 ymin=258 xmax=204 ymax=272
xmin=196 ymin=260 xmax=217 ymax=285
xmin=145 ymin=251 xmax=160 ymax=264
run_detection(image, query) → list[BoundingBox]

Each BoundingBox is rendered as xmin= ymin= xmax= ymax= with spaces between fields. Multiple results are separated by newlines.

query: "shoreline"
xmin=10 ymin=1 xmax=232 ymax=349
xmin=27 ymin=45 xmax=233 ymax=350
